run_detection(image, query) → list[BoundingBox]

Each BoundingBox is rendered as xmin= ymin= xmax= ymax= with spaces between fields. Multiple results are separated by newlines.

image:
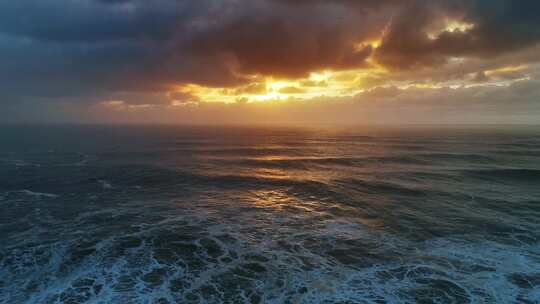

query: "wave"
xmin=461 ymin=168 xmax=540 ymax=181
xmin=489 ymin=149 xmax=540 ymax=157
xmin=206 ymin=155 xmax=432 ymax=169
xmin=414 ymin=152 xmax=497 ymax=163
xmin=1 ymin=213 xmax=538 ymax=304
xmin=334 ymin=178 xmax=425 ymax=197
xmin=2 ymin=126 xmax=540 ymax=303
xmin=203 ymin=152 xmax=498 ymax=169
xmin=6 ymin=190 xmax=59 ymax=198
xmin=98 ymin=180 xmax=113 ymax=189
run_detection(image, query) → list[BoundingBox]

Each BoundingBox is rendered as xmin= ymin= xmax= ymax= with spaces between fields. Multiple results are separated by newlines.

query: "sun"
xmin=171 ymin=66 xmax=387 ymax=105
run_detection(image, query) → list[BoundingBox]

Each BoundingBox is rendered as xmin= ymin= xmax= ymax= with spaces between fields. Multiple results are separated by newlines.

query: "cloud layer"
xmin=1 ymin=0 xmax=540 ymax=123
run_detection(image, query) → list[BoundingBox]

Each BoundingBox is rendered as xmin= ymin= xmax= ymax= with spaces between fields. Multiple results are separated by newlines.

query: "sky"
xmin=1 ymin=0 xmax=540 ymax=125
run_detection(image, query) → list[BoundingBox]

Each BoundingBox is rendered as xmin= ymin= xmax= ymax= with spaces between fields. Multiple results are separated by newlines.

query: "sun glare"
xmin=173 ymin=68 xmax=380 ymax=104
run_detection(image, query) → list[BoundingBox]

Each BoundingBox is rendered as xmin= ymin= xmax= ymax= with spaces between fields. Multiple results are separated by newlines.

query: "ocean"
xmin=0 ymin=125 xmax=539 ymax=303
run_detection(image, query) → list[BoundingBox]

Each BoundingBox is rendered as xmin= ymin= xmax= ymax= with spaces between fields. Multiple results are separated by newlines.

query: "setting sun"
xmin=175 ymin=69 xmax=384 ymax=104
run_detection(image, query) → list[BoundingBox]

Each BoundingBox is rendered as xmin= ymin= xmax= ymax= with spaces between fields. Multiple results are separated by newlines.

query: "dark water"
xmin=1 ymin=125 xmax=539 ymax=303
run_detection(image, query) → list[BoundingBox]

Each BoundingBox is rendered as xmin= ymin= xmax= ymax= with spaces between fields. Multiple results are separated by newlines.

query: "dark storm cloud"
xmin=0 ymin=0 xmax=394 ymax=99
xmin=1 ymin=0 xmax=540 ymax=102
xmin=0 ymin=0 xmax=195 ymax=42
xmin=375 ymin=0 xmax=540 ymax=69
xmin=185 ymin=7 xmax=379 ymax=78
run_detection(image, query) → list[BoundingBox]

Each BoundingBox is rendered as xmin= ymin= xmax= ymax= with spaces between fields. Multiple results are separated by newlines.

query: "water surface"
xmin=1 ymin=125 xmax=539 ymax=303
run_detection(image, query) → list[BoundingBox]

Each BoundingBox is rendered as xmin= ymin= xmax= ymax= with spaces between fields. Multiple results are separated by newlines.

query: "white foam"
xmin=17 ymin=190 xmax=59 ymax=198
xmin=98 ymin=180 xmax=113 ymax=189
xmin=2 ymin=196 xmax=539 ymax=304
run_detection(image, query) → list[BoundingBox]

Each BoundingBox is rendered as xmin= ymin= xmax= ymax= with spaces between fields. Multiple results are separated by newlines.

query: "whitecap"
xmin=16 ymin=190 xmax=59 ymax=198
xmin=99 ymin=180 xmax=113 ymax=189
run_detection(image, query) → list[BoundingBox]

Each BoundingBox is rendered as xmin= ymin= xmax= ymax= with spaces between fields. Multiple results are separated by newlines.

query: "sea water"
xmin=1 ymin=125 xmax=539 ymax=303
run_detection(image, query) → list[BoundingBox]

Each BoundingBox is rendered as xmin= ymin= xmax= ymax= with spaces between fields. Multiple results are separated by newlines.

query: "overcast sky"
xmin=1 ymin=0 xmax=540 ymax=125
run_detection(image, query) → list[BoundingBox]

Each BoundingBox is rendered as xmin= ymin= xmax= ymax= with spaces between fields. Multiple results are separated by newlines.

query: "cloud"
xmin=0 ymin=0 xmax=540 ymax=125
xmin=278 ymin=87 xmax=306 ymax=94
xmin=375 ymin=0 xmax=540 ymax=70
xmin=0 ymin=0 xmax=395 ymax=99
